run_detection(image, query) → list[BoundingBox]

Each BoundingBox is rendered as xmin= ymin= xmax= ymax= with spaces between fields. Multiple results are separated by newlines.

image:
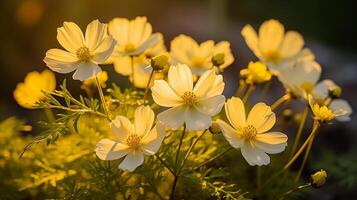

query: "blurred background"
xmin=0 ymin=0 xmax=356 ymax=199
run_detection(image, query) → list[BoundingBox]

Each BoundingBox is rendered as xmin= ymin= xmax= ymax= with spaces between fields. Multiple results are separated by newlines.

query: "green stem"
xmin=178 ymin=129 xmax=207 ymax=173
xmin=96 ymin=77 xmax=109 ymax=119
xmin=236 ymin=80 xmax=247 ymax=98
xmin=155 ymin=154 xmax=175 ymax=175
xmin=257 ymin=166 xmax=262 ymax=190
xmin=44 ymin=108 xmax=55 ymax=122
xmin=278 ymin=183 xmax=311 ymax=200
xmin=259 ymin=81 xmax=271 ymax=101
xmin=290 ymin=107 xmax=308 ymax=158
xmin=271 ymin=93 xmax=291 ymax=111
xmin=243 ymin=84 xmax=255 ymax=103
xmin=143 ymin=69 xmax=155 ymax=104
xmin=295 ymin=133 xmax=316 ymax=181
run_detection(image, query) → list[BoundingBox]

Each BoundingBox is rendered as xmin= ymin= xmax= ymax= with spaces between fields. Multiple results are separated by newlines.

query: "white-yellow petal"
xmin=119 ymin=151 xmax=144 ymax=172
xmin=241 ymin=24 xmax=262 ymax=58
xmin=215 ymin=119 xmax=242 ymax=148
xmin=193 ymin=69 xmax=224 ymax=99
xmin=134 ymin=105 xmax=155 ymax=136
xmin=85 ymin=19 xmax=108 ymax=51
xmin=278 ymin=31 xmax=304 ymax=58
xmin=113 ymin=56 xmax=133 ymax=76
xmin=95 ymin=138 xmax=129 ymax=160
xmin=195 ymin=95 xmax=225 ymax=116
xmin=258 ymin=19 xmax=284 ymax=55
xmin=44 ymin=49 xmax=79 ymax=73
xmin=110 ymin=116 xmax=135 ymax=143
xmin=185 ymin=108 xmax=212 ymax=131
xmin=151 ymin=80 xmax=183 ymax=107
xmin=91 ymin=36 xmax=116 ymax=63
xmin=142 ymin=123 xmax=166 ymax=155
xmin=329 ymin=99 xmax=352 ymax=122
xmin=225 ymin=97 xmax=246 ymax=129
xmin=72 ymin=62 xmax=101 ymax=81
xmin=168 ymin=64 xmax=193 ymax=96
xmin=246 ymin=103 xmax=275 ymax=133
xmin=241 ymin=142 xmax=270 ymax=166
xmin=57 ymin=21 xmax=85 ymax=53
xmin=157 ymin=105 xmax=188 ymax=130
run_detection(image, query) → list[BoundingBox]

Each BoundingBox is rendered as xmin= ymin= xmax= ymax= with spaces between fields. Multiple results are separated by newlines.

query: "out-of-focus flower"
xmin=240 ymin=61 xmax=272 ymax=84
xmin=170 ymin=34 xmax=234 ymax=75
xmin=215 ymin=97 xmax=288 ymax=166
xmin=151 ymin=64 xmax=225 ymax=131
xmin=150 ymin=54 xmax=169 ymax=71
xmin=241 ymin=19 xmax=314 ymax=74
xmin=109 ymin=32 xmax=166 ymax=88
xmin=44 ymin=20 xmax=116 ymax=81
xmin=14 ymin=70 xmax=56 ymax=109
xmin=95 ymin=106 xmax=166 ymax=172
xmin=311 ymin=169 xmax=327 ymax=188
xmin=82 ymin=71 xmax=108 ymax=88
xmin=108 ymin=16 xmax=161 ymax=57
xmin=16 ymin=0 xmax=44 ymax=27
xmin=278 ymin=60 xmax=321 ymax=98
xmin=309 ymin=80 xmax=353 ymax=122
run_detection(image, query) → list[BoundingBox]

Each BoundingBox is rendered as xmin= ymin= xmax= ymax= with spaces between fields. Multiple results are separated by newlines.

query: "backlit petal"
xmin=95 ymin=138 xmax=129 ymax=160
xmin=151 ymin=80 xmax=183 ymax=107
xmin=119 ymin=151 xmax=144 ymax=172
xmin=57 ymin=22 xmax=85 ymax=53
xmin=168 ymin=64 xmax=193 ymax=96
xmin=157 ymin=105 xmax=188 ymax=130
xmin=72 ymin=62 xmax=101 ymax=81
xmin=134 ymin=105 xmax=154 ymax=136
xmin=247 ymin=103 xmax=275 ymax=133
xmin=241 ymin=142 xmax=270 ymax=166
xmin=215 ymin=119 xmax=242 ymax=148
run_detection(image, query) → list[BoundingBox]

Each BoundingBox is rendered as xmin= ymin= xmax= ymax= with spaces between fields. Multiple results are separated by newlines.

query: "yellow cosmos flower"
xmin=44 ymin=20 xmax=116 ymax=81
xmin=14 ymin=70 xmax=56 ymax=109
xmin=278 ymin=60 xmax=321 ymax=98
xmin=151 ymin=64 xmax=225 ymax=130
xmin=108 ymin=16 xmax=161 ymax=57
xmin=170 ymin=34 xmax=234 ymax=75
xmin=241 ymin=19 xmax=314 ymax=74
xmin=108 ymin=33 xmax=166 ymax=88
xmin=96 ymin=106 xmax=166 ymax=172
xmin=215 ymin=97 xmax=288 ymax=166
xmin=240 ymin=61 xmax=272 ymax=84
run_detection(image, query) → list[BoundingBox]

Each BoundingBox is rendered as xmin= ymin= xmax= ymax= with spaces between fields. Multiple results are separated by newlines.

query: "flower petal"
xmin=241 ymin=142 xmax=270 ymax=166
xmin=44 ymin=49 xmax=79 ymax=73
xmin=194 ymin=95 xmax=225 ymax=116
xmin=95 ymin=138 xmax=129 ymax=160
xmin=112 ymin=56 xmax=133 ymax=76
xmin=312 ymin=79 xmax=337 ymax=100
xmin=246 ymin=103 xmax=276 ymax=133
xmin=329 ymin=99 xmax=353 ymax=122
xmin=134 ymin=105 xmax=154 ymax=136
xmin=119 ymin=151 xmax=144 ymax=172
xmin=170 ymin=34 xmax=198 ymax=65
xmin=110 ymin=116 xmax=135 ymax=143
xmin=85 ymin=19 xmax=108 ymax=50
xmin=57 ymin=22 xmax=85 ymax=53
xmin=193 ymin=69 xmax=224 ymax=99
xmin=108 ymin=18 xmax=129 ymax=45
xmin=258 ymin=19 xmax=284 ymax=55
xmin=142 ymin=123 xmax=166 ymax=155
xmin=241 ymin=24 xmax=262 ymax=58
xmin=157 ymin=105 xmax=187 ymax=130
xmin=278 ymin=31 xmax=304 ymax=58
xmin=225 ymin=97 xmax=246 ymax=129
xmin=168 ymin=64 xmax=193 ymax=96
xmin=151 ymin=80 xmax=183 ymax=107
xmin=215 ymin=119 xmax=242 ymax=148
xmin=91 ymin=36 xmax=116 ymax=63
xmin=255 ymin=132 xmax=288 ymax=144
xmin=133 ymin=33 xmax=160 ymax=56
xmin=72 ymin=62 xmax=101 ymax=81
xmin=185 ymin=108 xmax=212 ymax=131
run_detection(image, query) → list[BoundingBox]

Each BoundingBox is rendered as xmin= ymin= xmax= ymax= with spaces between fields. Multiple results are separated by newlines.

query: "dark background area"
xmin=0 ymin=0 xmax=356 ymax=199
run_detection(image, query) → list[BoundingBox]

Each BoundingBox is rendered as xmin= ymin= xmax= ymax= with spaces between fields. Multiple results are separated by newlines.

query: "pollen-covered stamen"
xmin=182 ymin=91 xmax=197 ymax=106
xmin=125 ymin=134 xmax=142 ymax=150
xmin=76 ymin=47 xmax=92 ymax=61
xmin=241 ymin=125 xmax=258 ymax=140
xmin=124 ymin=43 xmax=137 ymax=53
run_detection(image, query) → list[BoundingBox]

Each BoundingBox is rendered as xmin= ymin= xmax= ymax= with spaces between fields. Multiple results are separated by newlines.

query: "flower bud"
xmin=211 ymin=53 xmax=225 ymax=67
xmin=328 ymin=86 xmax=342 ymax=99
xmin=150 ymin=54 xmax=169 ymax=71
xmin=209 ymin=123 xmax=222 ymax=134
xmin=311 ymin=169 xmax=327 ymax=188
xmin=282 ymin=109 xmax=294 ymax=121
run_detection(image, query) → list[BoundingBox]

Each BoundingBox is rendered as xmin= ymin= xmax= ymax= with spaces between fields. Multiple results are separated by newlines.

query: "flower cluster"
xmin=11 ymin=16 xmax=353 ymax=199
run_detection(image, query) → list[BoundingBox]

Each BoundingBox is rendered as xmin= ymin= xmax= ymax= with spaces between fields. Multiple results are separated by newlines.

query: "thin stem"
xmin=179 ymin=129 xmax=208 ymax=173
xmin=283 ymin=121 xmax=319 ymax=171
xmin=243 ymin=84 xmax=255 ymax=103
xmin=155 ymin=154 xmax=175 ymax=175
xmin=184 ymin=146 xmax=233 ymax=175
xmin=290 ymin=107 xmax=308 ymax=158
xmin=259 ymin=81 xmax=271 ymax=101
xmin=96 ymin=77 xmax=109 ymax=119
xmin=169 ymin=175 xmax=178 ymax=200
xmin=143 ymin=69 xmax=155 ymax=103
xmin=295 ymin=133 xmax=316 ymax=181
xmin=131 ymin=56 xmax=135 ymax=86
xmin=271 ymin=93 xmax=291 ymax=111
xmin=235 ymin=80 xmax=247 ymax=98
xmin=44 ymin=108 xmax=55 ymax=122
xmin=278 ymin=183 xmax=311 ymax=200
xmin=42 ymin=105 xmax=109 ymax=120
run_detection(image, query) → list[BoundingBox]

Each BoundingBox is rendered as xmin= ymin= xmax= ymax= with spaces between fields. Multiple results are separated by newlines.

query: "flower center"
xmin=312 ymin=104 xmax=335 ymax=122
xmin=265 ymin=51 xmax=281 ymax=64
xmin=125 ymin=134 xmax=141 ymax=150
xmin=76 ymin=47 xmax=92 ymax=61
xmin=182 ymin=91 xmax=197 ymax=106
xmin=241 ymin=125 xmax=258 ymax=140
xmin=124 ymin=43 xmax=137 ymax=53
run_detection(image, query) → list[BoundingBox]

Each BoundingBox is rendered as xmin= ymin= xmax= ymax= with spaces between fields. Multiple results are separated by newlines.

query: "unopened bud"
xmin=282 ymin=109 xmax=294 ymax=121
xmin=328 ymin=86 xmax=342 ymax=99
xmin=209 ymin=123 xmax=222 ymax=134
xmin=311 ymin=169 xmax=327 ymax=188
xmin=150 ymin=54 xmax=169 ymax=71
xmin=211 ymin=53 xmax=225 ymax=66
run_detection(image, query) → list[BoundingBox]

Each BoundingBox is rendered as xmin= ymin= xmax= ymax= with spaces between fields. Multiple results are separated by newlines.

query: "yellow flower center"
xmin=125 ymin=134 xmax=141 ymax=150
xmin=124 ymin=43 xmax=137 ymax=53
xmin=312 ymin=104 xmax=335 ymax=122
xmin=300 ymin=82 xmax=315 ymax=94
xmin=241 ymin=125 xmax=258 ymax=140
xmin=76 ymin=47 xmax=92 ymax=62
xmin=182 ymin=91 xmax=197 ymax=106
xmin=265 ymin=51 xmax=281 ymax=64
xmin=191 ymin=57 xmax=205 ymax=68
